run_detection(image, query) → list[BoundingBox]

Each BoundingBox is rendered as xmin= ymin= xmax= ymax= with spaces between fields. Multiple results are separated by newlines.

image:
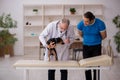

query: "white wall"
xmin=0 ymin=0 xmax=120 ymax=56
xmin=0 ymin=0 xmax=24 ymax=55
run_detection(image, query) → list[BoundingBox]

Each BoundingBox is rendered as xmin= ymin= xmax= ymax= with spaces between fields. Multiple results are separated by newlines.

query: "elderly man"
xmin=39 ymin=18 xmax=75 ymax=80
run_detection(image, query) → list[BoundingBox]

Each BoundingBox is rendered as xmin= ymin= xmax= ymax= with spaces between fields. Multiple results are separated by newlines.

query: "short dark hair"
xmin=84 ymin=11 xmax=95 ymax=21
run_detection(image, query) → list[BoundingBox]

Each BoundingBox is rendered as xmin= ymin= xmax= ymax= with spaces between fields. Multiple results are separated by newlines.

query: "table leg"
xmin=91 ymin=69 xmax=100 ymax=80
xmin=92 ymin=69 xmax=93 ymax=80
xmin=97 ymin=66 xmax=100 ymax=80
xmin=24 ymin=69 xmax=29 ymax=80
xmin=95 ymin=69 xmax=100 ymax=80
xmin=39 ymin=48 xmax=41 ymax=60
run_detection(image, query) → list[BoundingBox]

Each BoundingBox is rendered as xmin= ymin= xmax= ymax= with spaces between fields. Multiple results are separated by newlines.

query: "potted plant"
xmin=113 ymin=15 xmax=120 ymax=53
xmin=69 ymin=8 xmax=76 ymax=14
xmin=33 ymin=9 xmax=38 ymax=14
xmin=0 ymin=13 xmax=17 ymax=57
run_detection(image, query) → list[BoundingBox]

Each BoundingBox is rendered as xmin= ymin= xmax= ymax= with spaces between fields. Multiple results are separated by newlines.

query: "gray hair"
xmin=60 ymin=18 xmax=70 ymax=26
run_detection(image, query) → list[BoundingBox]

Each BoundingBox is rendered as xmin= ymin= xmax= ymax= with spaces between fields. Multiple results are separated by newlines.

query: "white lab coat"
xmin=39 ymin=20 xmax=75 ymax=61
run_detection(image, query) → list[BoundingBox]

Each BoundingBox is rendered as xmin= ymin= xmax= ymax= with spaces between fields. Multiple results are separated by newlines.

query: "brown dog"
xmin=47 ymin=37 xmax=64 ymax=61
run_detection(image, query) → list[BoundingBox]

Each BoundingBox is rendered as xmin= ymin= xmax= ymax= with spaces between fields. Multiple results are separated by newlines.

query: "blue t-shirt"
xmin=77 ymin=18 xmax=106 ymax=46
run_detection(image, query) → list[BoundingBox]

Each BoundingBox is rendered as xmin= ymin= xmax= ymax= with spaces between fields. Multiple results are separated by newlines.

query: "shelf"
xmin=24 ymin=35 xmax=39 ymax=37
xmin=44 ymin=16 xmax=62 ymax=25
xmin=64 ymin=5 xmax=83 ymax=16
xmin=24 ymin=45 xmax=39 ymax=48
xmin=23 ymin=4 xmax=104 ymax=57
xmin=24 ymin=25 xmax=42 ymax=27
xmin=64 ymin=14 xmax=82 ymax=17
xmin=24 ymin=28 xmax=42 ymax=37
xmin=24 ymin=21 xmax=43 ymax=26
xmin=24 ymin=14 xmax=42 ymax=17
xmin=44 ymin=14 xmax=62 ymax=17
xmin=23 ymin=5 xmax=43 ymax=16
xmin=83 ymin=4 xmax=103 ymax=16
xmin=24 ymin=46 xmax=40 ymax=55
xmin=44 ymin=5 xmax=63 ymax=16
xmin=24 ymin=41 xmax=39 ymax=47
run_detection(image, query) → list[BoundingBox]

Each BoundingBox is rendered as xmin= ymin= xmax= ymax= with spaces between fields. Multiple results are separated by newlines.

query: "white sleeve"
xmin=68 ymin=25 xmax=75 ymax=45
xmin=39 ymin=23 xmax=52 ymax=47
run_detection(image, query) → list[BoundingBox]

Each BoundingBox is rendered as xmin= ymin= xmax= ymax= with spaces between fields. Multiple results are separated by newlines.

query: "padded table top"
xmin=13 ymin=60 xmax=79 ymax=68
xmin=13 ymin=55 xmax=113 ymax=69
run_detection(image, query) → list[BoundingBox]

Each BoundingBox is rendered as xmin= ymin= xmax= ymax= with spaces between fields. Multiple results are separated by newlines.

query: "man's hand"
xmin=64 ymin=38 xmax=70 ymax=44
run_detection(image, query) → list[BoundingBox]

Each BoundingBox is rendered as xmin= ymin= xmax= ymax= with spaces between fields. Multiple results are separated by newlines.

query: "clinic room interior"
xmin=0 ymin=0 xmax=120 ymax=80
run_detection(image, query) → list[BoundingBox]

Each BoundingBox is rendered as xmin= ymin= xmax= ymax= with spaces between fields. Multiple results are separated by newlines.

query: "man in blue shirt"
xmin=77 ymin=11 xmax=107 ymax=80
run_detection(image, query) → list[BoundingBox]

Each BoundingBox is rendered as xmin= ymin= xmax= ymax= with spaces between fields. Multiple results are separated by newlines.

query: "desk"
xmin=69 ymin=40 xmax=83 ymax=49
xmin=69 ymin=40 xmax=83 ymax=60
xmin=39 ymin=40 xmax=83 ymax=60
xmin=13 ymin=57 xmax=112 ymax=80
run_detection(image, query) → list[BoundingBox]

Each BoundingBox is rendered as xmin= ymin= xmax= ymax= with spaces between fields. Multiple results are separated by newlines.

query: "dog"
xmin=47 ymin=37 xmax=64 ymax=61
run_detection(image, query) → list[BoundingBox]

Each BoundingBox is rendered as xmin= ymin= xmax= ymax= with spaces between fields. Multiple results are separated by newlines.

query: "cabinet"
xmin=23 ymin=4 xmax=104 ymax=59
xmin=23 ymin=5 xmax=43 ymax=59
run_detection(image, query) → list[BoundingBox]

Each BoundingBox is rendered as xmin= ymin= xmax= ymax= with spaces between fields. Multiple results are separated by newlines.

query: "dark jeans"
xmin=83 ymin=44 xmax=101 ymax=80
xmin=48 ymin=69 xmax=67 ymax=80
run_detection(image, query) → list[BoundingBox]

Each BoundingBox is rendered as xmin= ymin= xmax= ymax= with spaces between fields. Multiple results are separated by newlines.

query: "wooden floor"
xmin=0 ymin=55 xmax=120 ymax=80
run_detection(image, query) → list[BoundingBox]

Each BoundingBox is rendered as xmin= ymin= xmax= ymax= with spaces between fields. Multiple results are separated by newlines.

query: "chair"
xmin=39 ymin=42 xmax=45 ymax=60
xmin=69 ymin=40 xmax=83 ymax=60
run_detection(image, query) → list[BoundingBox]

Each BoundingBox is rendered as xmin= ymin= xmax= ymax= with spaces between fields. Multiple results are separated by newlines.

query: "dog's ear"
xmin=56 ymin=37 xmax=61 ymax=43
xmin=61 ymin=42 xmax=65 ymax=45
xmin=46 ymin=40 xmax=50 ymax=45
xmin=57 ymin=37 xmax=64 ymax=44
xmin=47 ymin=38 xmax=52 ymax=45
xmin=57 ymin=37 xmax=62 ymax=41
